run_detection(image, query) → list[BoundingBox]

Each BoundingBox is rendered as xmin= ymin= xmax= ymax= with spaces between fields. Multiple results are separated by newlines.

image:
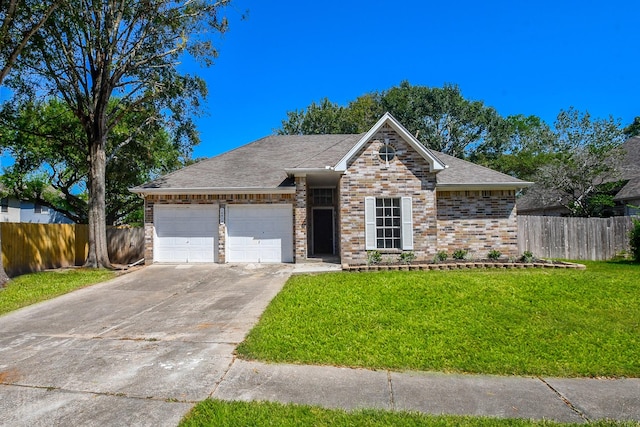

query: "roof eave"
xmin=129 ymin=186 xmax=296 ymax=196
xmin=284 ymin=167 xmax=341 ymax=176
xmin=436 ymin=182 xmax=534 ymax=191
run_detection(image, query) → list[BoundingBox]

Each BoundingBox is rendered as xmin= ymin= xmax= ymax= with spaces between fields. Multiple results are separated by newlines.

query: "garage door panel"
xmin=154 ymin=205 xmax=218 ymax=263
xmin=227 ymin=205 xmax=293 ymax=263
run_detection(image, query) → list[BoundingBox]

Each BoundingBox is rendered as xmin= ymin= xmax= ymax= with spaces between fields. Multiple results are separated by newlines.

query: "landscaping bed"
xmin=342 ymin=260 xmax=586 ymax=271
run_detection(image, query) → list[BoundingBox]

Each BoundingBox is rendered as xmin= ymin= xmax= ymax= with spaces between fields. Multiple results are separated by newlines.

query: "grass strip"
xmin=180 ymin=399 xmax=634 ymax=427
xmin=0 ymin=269 xmax=116 ymax=315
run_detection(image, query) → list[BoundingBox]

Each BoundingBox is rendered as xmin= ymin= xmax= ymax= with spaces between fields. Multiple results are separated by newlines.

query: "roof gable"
xmin=334 ymin=112 xmax=447 ymax=172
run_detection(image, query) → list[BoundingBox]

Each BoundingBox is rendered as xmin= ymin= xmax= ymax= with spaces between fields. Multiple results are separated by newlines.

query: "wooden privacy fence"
xmin=518 ymin=216 xmax=636 ymax=261
xmin=1 ymin=223 xmax=144 ymax=277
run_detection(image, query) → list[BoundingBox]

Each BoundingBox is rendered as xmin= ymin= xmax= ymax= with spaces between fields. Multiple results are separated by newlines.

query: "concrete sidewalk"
xmin=213 ymin=359 xmax=640 ymax=423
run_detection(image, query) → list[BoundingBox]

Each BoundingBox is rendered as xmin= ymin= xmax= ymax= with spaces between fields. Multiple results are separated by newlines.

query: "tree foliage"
xmin=279 ymin=98 xmax=352 ymax=135
xmin=529 ymin=108 xmax=626 ymax=217
xmin=279 ymin=81 xmax=504 ymax=158
xmin=0 ymin=98 xmax=184 ymax=225
xmin=382 ymin=82 xmax=504 ymax=158
xmin=471 ymin=114 xmax=558 ymax=181
xmin=4 ymin=0 xmax=231 ymax=267
xmin=624 ymin=116 xmax=640 ymax=138
xmin=0 ymin=0 xmax=59 ymax=85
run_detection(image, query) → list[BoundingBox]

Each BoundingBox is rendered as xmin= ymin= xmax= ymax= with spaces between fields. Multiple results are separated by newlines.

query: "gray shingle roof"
xmin=133 ymin=134 xmax=362 ymax=191
xmin=614 ymin=136 xmax=640 ymax=201
xmin=132 ymin=133 xmax=530 ymax=192
xmin=433 ymin=151 xmax=530 ymax=186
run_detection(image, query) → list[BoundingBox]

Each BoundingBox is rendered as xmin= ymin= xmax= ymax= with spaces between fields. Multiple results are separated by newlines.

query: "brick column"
xmin=143 ymin=199 xmax=154 ymax=264
xmin=218 ymin=222 xmax=226 ymax=263
xmin=294 ymin=176 xmax=307 ymax=263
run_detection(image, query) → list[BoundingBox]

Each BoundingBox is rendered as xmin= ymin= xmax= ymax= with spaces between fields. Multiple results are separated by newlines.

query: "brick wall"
xmin=339 ymin=126 xmax=438 ymax=264
xmin=143 ymin=193 xmax=294 ymax=263
xmin=436 ymin=190 xmax=518 ymax=258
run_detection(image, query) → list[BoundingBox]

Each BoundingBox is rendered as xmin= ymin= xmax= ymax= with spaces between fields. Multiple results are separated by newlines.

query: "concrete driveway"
xmin=0 ymin=264 xmax=292 ymax=427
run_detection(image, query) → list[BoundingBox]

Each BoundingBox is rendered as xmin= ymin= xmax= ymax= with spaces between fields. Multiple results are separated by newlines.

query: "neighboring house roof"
xmin=518 ymin=136 xmax=640 ymax=213
xmin=132 ymin=113 xmax=531 ymax=195
xmin=614 ymin=136 xmax=640 ymax=201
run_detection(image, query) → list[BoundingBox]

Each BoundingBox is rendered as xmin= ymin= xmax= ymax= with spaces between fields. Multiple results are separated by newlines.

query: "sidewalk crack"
xmin=538 ymin=377 xmax=589 ymax=422
xmin=209 ymin=355 xmax=236 ymax=398
xmin=387 ymin=371 xmax=395 ymax=410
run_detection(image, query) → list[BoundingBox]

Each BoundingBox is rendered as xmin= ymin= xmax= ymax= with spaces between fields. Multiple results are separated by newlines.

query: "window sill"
xmin=376 ymin=249 xmax=402 ymax=254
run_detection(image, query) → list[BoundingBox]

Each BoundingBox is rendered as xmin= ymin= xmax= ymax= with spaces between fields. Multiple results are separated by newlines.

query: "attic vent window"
xmin=379 ymin=144 xmax=396 ymax=162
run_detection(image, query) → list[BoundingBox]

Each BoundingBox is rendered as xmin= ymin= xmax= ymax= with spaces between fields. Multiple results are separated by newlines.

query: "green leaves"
xmin=531 ymin=107 xmax=626 ymax=217
xmin=624 ymin=116 xmax=640 ymax=137
xmin=278 ymin=81 xmax=508 ymax=158
xmin=0 ymin=98 xmax=185 ymax=224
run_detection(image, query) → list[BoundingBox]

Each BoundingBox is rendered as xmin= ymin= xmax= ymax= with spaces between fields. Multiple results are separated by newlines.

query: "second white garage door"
xmin=227 ymin=204 xmax=293 ymax=263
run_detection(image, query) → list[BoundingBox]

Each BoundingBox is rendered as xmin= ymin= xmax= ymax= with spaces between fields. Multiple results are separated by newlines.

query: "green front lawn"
xmin=180 ymin=399 xmax=634 ymax=427
xmin=0 ymin=269 xmax=116 ymax=316
xmin=237 ymin=261 xmax=640 ymax=377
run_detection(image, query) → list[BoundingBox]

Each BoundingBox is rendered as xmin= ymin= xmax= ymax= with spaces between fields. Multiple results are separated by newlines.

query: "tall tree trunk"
xmin=84 ymin=140 xmax=111 ymax=268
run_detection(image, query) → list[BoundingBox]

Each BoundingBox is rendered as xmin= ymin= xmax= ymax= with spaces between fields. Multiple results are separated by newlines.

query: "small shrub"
xmin=434 ymin=250 xmax=448 ymax=263
xmin=383 ymin=255 xmax=395 ymax=265
xmin=630 ymin=219 xmax=640 ymax=262
xmin=399 ymin=251 xmax=416 ymax=264
xmin=367 ymin=250 xmax=382 ymax=265
xmin=487 ymin=249 xmax=502 ymax=261
xmin=520 ymin=251 xmax=534 ymax=263
xmin=452 ymin=249 xmax=468 ymax=260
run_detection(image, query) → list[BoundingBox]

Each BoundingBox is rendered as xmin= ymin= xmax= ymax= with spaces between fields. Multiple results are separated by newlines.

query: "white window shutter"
xmin=401 ymin=196 xmax=413 ymax=250
xmin=365 ymin=197 xmax=376 ymax=250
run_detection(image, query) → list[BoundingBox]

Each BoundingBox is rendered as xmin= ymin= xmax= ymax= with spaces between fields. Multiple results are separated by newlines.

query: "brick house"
xmin=131 ymin=113 xmax=531 ymax=264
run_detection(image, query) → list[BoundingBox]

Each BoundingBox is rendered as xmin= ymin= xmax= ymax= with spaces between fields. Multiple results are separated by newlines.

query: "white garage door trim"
xmin=226 ymin=204 xmax=293 ymax=263
xmin=154 ymin=204 xmax=218 ymax=263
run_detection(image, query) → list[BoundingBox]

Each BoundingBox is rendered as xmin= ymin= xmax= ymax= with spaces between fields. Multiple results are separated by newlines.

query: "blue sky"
xmin=190 ymin=0 xmax=639 ymax=159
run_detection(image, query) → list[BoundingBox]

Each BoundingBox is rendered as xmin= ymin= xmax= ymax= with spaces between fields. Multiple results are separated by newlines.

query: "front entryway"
xmin=312 ymin=208 xmax=334 ymax=255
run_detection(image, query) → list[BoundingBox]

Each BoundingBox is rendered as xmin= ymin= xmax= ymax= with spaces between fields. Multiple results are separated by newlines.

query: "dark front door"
xmin=313 ymin=209 xmax=334 ymax=254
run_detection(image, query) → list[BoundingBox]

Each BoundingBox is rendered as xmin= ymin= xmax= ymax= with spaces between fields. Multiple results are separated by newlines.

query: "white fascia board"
xmin=334 ymin=112 xmax=447 ymax=172
xmin=436 ymin=181 xmax=534 ymax=191
xmin=284 ymin=168 xmax=339 ymax=176
xmin=129 ymin=187 xmax=296 ymax=196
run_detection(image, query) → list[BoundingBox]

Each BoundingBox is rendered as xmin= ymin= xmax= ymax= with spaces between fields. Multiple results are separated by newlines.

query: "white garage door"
xmin=154 ymin=204 xmax=218 ymax=263
xmin=227 ymin=204 xmax=293 ymax=263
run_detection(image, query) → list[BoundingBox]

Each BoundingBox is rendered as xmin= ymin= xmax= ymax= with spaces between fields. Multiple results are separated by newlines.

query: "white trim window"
xmin=365 ymin=196 xmax=413 ymax=250
xmin=376 ymin=198 xmax=401 ymax=249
